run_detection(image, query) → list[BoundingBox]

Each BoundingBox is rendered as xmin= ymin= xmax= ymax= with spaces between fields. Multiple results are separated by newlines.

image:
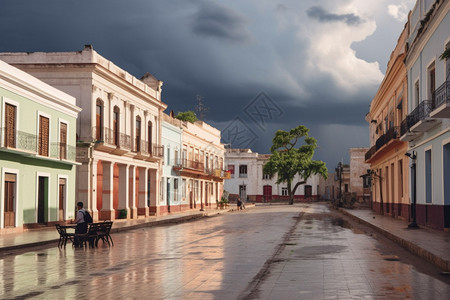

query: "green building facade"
xmin=0 ymin=60 xmax=81 ymax=233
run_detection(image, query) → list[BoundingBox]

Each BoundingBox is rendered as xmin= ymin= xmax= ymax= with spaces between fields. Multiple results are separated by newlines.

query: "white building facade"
xmin=224 ymin=149 xmax=320 ymax=203
xmin=400 ymin=0 xmax=450 ymax=229
xmin=0 ymin=46 xmax=166 ymax=220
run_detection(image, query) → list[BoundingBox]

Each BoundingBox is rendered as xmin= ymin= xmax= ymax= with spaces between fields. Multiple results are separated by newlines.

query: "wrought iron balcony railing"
xmin=434 ymin=81 xmax=450 ymax=108
xmin=1 ymin=128 xmax=76 ymax=161
xmin=174 ymin=159 xmax=205 ymax=172
xmin=408 ymin=100 xmax=434 ymax=128
xmin=92 ymin=127 xmax=131 ymax=151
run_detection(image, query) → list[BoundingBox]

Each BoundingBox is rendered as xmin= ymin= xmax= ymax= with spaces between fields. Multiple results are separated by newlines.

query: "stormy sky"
xmin=0 ymin=0 xmax=415 ymax=168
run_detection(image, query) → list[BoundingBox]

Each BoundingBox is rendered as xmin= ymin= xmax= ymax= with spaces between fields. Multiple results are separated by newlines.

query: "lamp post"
xmin=406 ymin=151 xmax=419 ymax=229
xmin=335 ymin=162 xmax=343 ymax=207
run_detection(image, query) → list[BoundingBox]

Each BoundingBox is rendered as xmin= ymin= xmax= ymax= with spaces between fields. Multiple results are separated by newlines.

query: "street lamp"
xmin=406 ymin=151 xmax=419 ymax=229
xmin=335 ymin=162 xmax=343 ymax=207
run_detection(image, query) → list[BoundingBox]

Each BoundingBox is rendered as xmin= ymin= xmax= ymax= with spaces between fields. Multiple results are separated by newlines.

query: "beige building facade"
xmin=365 ymin=24 xmax=410 ymax=220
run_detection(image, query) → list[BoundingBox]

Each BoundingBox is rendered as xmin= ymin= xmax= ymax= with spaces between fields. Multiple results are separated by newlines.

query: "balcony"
xmin=400 ymin=100 xmax=439 ymax=141
xmin=0 ymin=128 xmax=76 ymax=162
xmin=408 ymin=100 xmax=439 ymax=132
xmin=365 ymin=127 xmax=403 ymax=163
xmin=93 ymin=127 xmax=131 ymax=155
xmin=430 ymin=81 xmax=450 ymax=118
xmin=173 ymin=159 xmax=206 ymax=176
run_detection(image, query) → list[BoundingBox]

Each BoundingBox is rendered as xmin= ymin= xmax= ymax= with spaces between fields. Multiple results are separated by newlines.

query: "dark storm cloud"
xmin=306 ymin=6 xmax=364 ymax=26
xmin=191 ymin=1 xmax=252 ymax=43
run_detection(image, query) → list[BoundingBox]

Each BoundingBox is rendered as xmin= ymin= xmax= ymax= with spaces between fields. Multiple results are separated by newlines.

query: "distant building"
xmin=0 ymin=59 xmax=81 ymax=233
xmin=173 ymin=118 xmax=227 ymax=211
xmin=400 ymin=0 xmax=450 ymax=229
xmin=349 ymin=148 xmax=370 ymax=205
xmin=224 ymin=149 xmax=320 ymax=202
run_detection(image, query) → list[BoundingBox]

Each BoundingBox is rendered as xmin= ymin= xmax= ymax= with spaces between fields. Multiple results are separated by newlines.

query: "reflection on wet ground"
xmin=1 ymin=204 xmax=449 ymax=299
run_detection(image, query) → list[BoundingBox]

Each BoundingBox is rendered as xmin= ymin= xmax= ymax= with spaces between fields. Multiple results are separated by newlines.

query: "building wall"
xmin=161 ymin=117 xmax=183 ymax=213
xmin=0 ymin=60 xmax=80 ymax=233
xmin=0 ymin=46 xmax=166 ymax=220
xmin=349 ymin=148 xmax=371 ymax=202
xmin=403 ymin=0 xmax=450 ymax=228
xmin=224 ymin=149 xmax=320 ymax=202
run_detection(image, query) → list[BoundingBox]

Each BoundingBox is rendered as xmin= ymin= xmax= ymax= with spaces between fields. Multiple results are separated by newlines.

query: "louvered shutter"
xmin=5 ymin=103 xmax=16 ymax=148
xmin=39 ymin=116 xmax=49 ymax=156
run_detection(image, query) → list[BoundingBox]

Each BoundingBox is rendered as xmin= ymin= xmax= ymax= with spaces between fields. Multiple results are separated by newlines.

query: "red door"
xmin=4 ymin=174 xmax=16 ymax=227
xmin=263 ymin=185 xmax=272 ymax=202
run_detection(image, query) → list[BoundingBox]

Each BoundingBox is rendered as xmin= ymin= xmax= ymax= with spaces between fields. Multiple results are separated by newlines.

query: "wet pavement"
xmin=1 ymin=204 xmax=450 ymax=299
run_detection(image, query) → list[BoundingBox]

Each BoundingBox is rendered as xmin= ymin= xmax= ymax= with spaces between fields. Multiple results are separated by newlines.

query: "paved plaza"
xmin=1 ymin=204 xmax=450 ymax=299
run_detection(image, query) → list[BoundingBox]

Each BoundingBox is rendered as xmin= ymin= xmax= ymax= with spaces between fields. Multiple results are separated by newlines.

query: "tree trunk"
xmin=287 ymin=181 xmax=294 ymax=205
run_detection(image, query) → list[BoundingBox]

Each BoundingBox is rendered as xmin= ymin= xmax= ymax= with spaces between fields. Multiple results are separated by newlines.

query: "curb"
xmin=339 ymin=208 xmax=450 ymax=272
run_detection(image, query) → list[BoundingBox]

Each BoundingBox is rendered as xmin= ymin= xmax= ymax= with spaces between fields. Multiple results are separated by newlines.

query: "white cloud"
xmin=302 ymin=1 xmax=383 ymax=95
xmin=388 ymin=0 xmax=415 ymax=22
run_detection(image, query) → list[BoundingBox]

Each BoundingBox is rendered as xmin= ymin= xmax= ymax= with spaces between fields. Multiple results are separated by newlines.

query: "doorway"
xmin=4 ymin=173 xmax=16 ymax=227
xmin=58 ymin=178 xmax=66 ymax=221
xmin=239 ymin=185 xmax=247 ymax=201
xmin=38 ymin=176 xmax=48 ymax=224
xmin=263 ymin=185 xmax=272 ymax=202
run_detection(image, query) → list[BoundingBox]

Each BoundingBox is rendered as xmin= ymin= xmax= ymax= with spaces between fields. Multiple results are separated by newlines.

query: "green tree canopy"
xmin=175 ymin=111 xmax=198 ymax=123
xmin=263 ymin=125 xmax=328 ymax=205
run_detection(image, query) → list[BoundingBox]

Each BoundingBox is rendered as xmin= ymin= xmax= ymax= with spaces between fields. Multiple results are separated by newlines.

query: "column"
xmin=138 ymin=167 xmax=149 ymax=217
xmin=118 ymin=163 xmax=129 ymax=218
xmin=129 ymin=165 xmax=138 ymax=219
xmin=100 ymin=161 xmax=115 ymax=220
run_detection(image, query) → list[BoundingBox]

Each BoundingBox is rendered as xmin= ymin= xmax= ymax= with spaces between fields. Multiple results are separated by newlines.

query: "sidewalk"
xmin=340 ymin=207 xmax=450 ymax=272
xmin=0 ymin=206 xmax=239 ymax=252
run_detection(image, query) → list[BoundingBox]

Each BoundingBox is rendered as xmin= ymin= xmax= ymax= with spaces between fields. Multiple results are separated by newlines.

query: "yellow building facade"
xmin=365 ymin=24 xmax=410 ymax=220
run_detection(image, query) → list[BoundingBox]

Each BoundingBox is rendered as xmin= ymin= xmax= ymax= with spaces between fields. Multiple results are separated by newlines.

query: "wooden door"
xmin=39 ymin=116 xmax=49 ymax=156
xmin=263 ymin=185 xmax=272 ymax=202
xmin=4 ymin=174 xmax=16 ymax=227
xmin=59 ymin=178 xmax=66 ymax=221
xmin=60 ymin=123 xmax=67 ymax=159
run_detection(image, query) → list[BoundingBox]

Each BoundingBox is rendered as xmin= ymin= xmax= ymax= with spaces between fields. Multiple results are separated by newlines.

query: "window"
xmin=182 ymin=179 xmax=186 ymax=198
xmin=4 ymin=103 xmax=16 ymax=148
xmin=113 ymin=107 xmax=120 ymax=146
xmin=59 ymin=122 xmax=67 ymax=160
xmin=135 ymin=116 xmax=141 ymax=152
xmin=428 ymin=62 xmax=436 ymax=101
xmin=344 ymin=184 xmax=349 ymax=193
xmin=263 ymin=172 xmax=271 ymax=180
xmin=414 ymin=80 xmax=420 ymax=108
xmin=96 ymin=100 xmax=103 ymax=140
xmin=281 ymin=187 xmax=288 ymax=196
xmin=228 ymin=165 xmax=235 ymax=178
xmin=39 ymin=115 xmax=49 ymax=156
xmin=425 ymin=149 xmax=432 ymax=203
xmin=174 ymin=150 xmax=179 ymax=165
xmin=174 ymin=178 xmax=178 ymax=202
xmin=239 ymin=165 xmax=247 ymax=178
xmin=167 ymin=147 xmax=171 ymax=164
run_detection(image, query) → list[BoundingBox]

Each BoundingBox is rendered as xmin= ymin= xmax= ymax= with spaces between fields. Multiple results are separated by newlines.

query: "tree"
xmin=175 ymin=111 xmax=198 ymax=123
xmin=263 ymin=125 xmax=328 ymax=205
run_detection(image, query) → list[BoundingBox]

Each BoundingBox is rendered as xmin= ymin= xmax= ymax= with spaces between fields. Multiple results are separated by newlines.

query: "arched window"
xmin=95 ymin=99 xmax=103 ymax=141
xmin=113 ymin=106 xmax=120 ymax=146
xmin=135 ymin=116 xmax=141 ymax=152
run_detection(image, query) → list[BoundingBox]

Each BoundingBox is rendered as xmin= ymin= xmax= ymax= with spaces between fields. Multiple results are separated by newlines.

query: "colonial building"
xmin=174 ymin=119 xmax=227 ymax=210
xmin=365 ymin=22 xmax=410 ymax=220
xmin=0 ymin=46 xmax=166 ymax=220
xmin=349 ymin=148 xmax=371 ymax=205
xmin=224 ymin=149 xmax=320 ymax=202
xmin=161 ymin=113 xmax=183 ymax=214
xmin=400 ymin=0 xmax=450 ymax=229
xmin=0 ymin=59 xmax=81 ymax=233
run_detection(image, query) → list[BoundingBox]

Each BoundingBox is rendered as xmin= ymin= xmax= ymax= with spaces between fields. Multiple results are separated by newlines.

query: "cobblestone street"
xmin=1 ymin=204 xmax=449 ymax=299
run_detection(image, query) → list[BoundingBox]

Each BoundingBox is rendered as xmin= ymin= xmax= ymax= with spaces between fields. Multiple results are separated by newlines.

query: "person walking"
xmin=237 ymin=197 xmax=242 ymax=210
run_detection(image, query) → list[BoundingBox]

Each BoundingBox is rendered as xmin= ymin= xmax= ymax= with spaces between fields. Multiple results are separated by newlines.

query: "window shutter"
xmin=60 ymin=122 xmax=67 ymax=159
xmin=39 ymin=116 xmax=49 ymax=156
xmin=5 ymin=103 xmax=16 ymax=148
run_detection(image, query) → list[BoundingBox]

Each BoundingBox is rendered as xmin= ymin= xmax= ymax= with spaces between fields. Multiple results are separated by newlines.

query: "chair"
xmin=55 ymin=224 xmax=75 ymax=248
xmin=95 ymin=221 xmax=114 ymax=247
